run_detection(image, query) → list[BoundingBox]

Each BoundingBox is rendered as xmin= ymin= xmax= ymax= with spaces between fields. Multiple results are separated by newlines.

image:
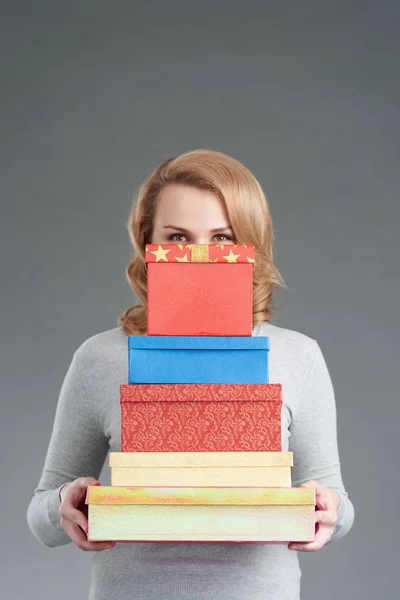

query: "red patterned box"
xmin=120 ymin=383 xmax=282 ymax=452
xmin=145 ymin=243 xmax=255 ymax=336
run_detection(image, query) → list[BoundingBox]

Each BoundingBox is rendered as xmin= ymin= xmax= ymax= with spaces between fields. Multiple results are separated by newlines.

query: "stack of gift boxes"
xmin=86 ymin=243 xmax=315 ymax=543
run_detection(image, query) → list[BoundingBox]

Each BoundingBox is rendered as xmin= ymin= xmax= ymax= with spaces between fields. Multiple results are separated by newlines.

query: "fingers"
xmin=300 ymin=480 xmax=323 ymax=509
xmin=59 ymin=502 xmax=89 ymax=534
xmin=60 ymin=477 xmax=101 ymax=525
xmin=59 ymin=477 xmax=115 ymax=551
xmin=289 ymin=525 xmax=333 ymax=552
xmin=59 ymin=502 xmax=116 ymax=551
xmin=300 ymin=480 xmax=334 ymax=512
xmin=70 ymin=477 xmax=101 ymax=503
xmin=290 ymin=481 xmax=338 ymax=551
xmin=65 ymin=521 xmax=116 ymax=552
xmin=315 ymin=507 xmax=337 ymax=527
xmin=315 ymin=487 xmax=332 ymax=511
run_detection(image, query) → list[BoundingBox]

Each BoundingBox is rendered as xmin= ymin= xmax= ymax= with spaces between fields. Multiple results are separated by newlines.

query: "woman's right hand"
xmin=59 ymin=476 xmax=116 ymax=551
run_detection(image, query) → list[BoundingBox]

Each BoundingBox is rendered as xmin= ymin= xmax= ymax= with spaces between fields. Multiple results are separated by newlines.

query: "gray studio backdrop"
xmin=1 ymin=1 xmax=399 ymax=599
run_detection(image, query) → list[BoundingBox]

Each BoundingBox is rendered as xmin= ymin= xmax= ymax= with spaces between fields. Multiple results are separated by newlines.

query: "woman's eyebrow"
xmin=163 ymin=225 xmax=233 ymax=233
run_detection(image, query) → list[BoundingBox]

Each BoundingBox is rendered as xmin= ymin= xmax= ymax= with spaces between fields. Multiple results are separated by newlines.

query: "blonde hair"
xmin=118 ymin=149 xmax=286 ymax=335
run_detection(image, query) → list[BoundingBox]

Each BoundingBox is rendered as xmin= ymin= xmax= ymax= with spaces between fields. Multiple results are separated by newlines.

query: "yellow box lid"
xmin=109 ymin=451 xmax=293 ymax=468
xmin=86 ymin=485 xmax=315 ymax=506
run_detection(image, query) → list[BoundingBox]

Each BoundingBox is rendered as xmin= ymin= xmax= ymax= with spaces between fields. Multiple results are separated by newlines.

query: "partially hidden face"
xmin=150 ymin=183 xmax=236 ymax=246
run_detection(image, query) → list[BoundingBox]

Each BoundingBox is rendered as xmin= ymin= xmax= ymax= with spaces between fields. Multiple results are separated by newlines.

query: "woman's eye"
xmin=214 ymin=234 xmax=233 ymax=242
xmin=167 ymin=233 xmax=234 ymax=243
xmin=168 ymin=233 xmax=187 ymax=242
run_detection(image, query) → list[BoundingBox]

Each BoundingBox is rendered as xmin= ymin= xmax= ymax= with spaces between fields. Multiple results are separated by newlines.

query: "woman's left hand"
xmin=288 ymin=480 xmax=340 ymax=552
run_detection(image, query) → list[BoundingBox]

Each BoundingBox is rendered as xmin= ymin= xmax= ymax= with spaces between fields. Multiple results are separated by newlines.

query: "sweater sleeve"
xmin=289 ymin=341 xmax=355 ymax=545
xmin=26 ymin=348 xmax=109 ymax=547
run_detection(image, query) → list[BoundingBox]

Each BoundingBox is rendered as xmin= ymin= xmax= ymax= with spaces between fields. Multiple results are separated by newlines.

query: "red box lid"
xmin=120 ymin=383 xmax=281 ymax=403
xmin=145 ymin=244 xmax=255 ymax=264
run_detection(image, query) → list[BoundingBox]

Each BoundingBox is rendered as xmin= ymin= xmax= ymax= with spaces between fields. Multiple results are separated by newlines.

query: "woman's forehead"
xmin=154 ymin=184 xmax=230 ymax=228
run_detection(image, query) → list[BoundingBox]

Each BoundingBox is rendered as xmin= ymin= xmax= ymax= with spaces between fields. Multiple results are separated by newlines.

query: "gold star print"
xmin=223 ymin=249 xmax=241 ymax=263
xmin=247 ymin=256 xmax=254 ymax=263
xmin=215 ymin=244 xmax=226 ymax=250
xmin=178 ymin=245 xmax=183 ymax=251
xmin=210 ymin=258 xmax=218 ymax=262
xmin=176 ymin=254 xmax=189 ymax=262
xmin=150 ymin=245 xmax=170 ymax=262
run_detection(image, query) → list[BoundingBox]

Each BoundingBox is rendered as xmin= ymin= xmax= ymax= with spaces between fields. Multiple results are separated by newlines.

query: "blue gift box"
xmin=128 ymin=335 xmax=269 ymax=384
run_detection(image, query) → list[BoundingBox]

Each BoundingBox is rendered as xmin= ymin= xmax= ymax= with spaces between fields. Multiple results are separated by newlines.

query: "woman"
xmin=27 ymin=149 xmax=354 ymax=600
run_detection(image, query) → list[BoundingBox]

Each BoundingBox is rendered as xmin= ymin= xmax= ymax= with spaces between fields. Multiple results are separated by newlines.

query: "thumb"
xmin=300 ymin=480 xmax=318 ymax=489
xmin=72 ymin=477 xmax=100 ymax=500
xmin=300 ymin=480 xmax=320 ymax=510
xmin=78 ymin=477 xmax=100 ymax=487
xmin=70 ymin=478 xmax=101 ymax=503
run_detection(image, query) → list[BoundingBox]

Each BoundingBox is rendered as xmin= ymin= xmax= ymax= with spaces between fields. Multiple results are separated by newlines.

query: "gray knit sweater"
xmin=27 ymin=321 xmax=354 ymax=600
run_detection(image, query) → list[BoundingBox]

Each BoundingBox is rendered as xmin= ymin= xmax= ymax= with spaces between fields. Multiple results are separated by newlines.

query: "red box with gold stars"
xmin=145 ymin=243 xmax=255 ymax=336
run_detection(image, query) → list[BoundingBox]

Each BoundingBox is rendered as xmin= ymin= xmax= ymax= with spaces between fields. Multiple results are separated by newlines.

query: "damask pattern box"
xmin=145 ymin=243 xmax=254 ymax=336
xmin=120 ymin=383 xmax=282 ymax=452
xmin=128 ymin=335 xmax=269 ymax=384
